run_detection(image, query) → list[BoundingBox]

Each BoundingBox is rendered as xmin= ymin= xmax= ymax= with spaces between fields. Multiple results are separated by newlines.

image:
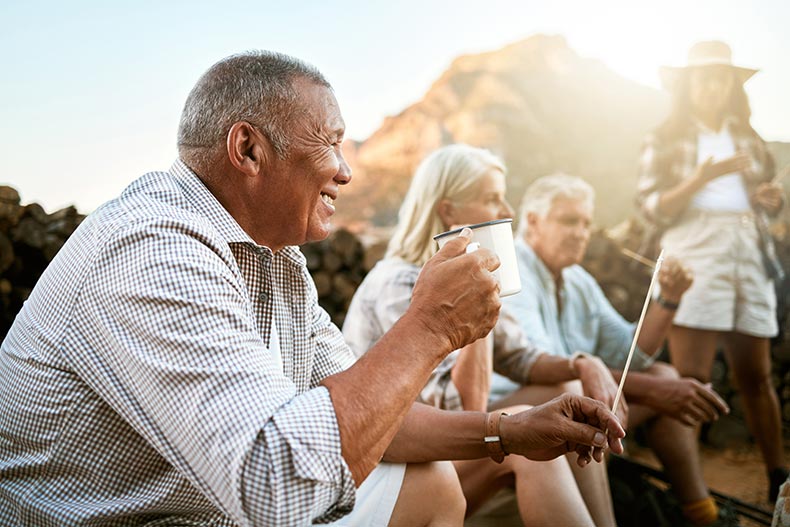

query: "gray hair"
xmin=177 ymin=50 xmax=330 ymax=163
xmin=386 ymin=144 xmax=506 ymax=266
xmin=517 ymin=173 xmax=594 ymax=236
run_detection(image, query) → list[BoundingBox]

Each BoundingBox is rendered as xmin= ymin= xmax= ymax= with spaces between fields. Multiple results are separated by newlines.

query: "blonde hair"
xmin=516 ymin=173 xmax=594 ymax=237
xmin=386 ymin=144 xmax=506 ymax=266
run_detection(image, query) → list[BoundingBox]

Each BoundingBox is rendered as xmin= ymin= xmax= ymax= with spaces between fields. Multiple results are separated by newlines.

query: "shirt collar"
xmin=169 ymin=159 xmax=306 ymax=267
xmin=515 ymin=237 xmax=561 ymax=293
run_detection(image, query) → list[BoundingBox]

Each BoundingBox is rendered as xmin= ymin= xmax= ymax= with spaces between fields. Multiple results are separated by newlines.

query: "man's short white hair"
xmin=517 ymin=173 xmax=595 ymax=236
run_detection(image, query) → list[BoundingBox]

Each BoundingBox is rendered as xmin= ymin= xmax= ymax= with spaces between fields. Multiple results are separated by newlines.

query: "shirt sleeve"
xmin=66 ymin=218 xmax=355 ymax=526
xmin=635 ymin=133 xmax=675 ymax=227
xmin=491 ymin=308 xmax=546 ymax=384
xmin=586 ymin=275 xmax=655 ymax=372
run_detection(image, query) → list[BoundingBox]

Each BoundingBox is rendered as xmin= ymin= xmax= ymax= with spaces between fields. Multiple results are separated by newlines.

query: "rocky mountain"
xmin=335 ymin=34 xmax=790 ymax=231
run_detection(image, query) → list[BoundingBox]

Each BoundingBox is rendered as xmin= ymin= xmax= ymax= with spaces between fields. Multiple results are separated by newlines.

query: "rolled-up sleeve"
xmin=66 ymin=218 xmax=354 ymax=526
xmin=589 ymin=279 xmax=655 ymax=372
xmin=491 ymin=309 xmax=546 ymax=384
xmin=636 ymin=134 xmax=673 ymax=227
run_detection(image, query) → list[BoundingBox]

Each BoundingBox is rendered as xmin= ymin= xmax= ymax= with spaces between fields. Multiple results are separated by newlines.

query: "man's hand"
xmin=409 ymin=229 xmax=501 ymax=353
xmin=499 ymin=393 xmax=625 ymax=468
xmin=645 ymin=378 xmax=730 ymax=426
xmin=575 ymin=355 xmax=629 ymax=428
xmin=657 ymin=257 xmax=693 ymax=304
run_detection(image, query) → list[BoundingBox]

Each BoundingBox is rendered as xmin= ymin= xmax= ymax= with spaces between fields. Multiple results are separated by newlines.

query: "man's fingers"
xmin=696 ymin=383 xmax=730 ymax=414
xmin=691 ymin=399 xmax=718 ymax=422
xmin=562 ymin=420 xmax=623 ymax=459
xmin=574 ymin=444 xmax=593 ymax=467
xmin=676 ymin=413 xmax=698 ymax=427
xmin=682 ymin=403 xmax=706 ymax=424
xmin=432 ymin=229 xmax=501 ymax=274
xmin=433 ymin=228 xmax=474 ymax=261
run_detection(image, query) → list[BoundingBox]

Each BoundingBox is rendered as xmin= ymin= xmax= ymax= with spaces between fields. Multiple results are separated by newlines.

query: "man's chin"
xmin=304 ymin=225 xmax=332 ymax=245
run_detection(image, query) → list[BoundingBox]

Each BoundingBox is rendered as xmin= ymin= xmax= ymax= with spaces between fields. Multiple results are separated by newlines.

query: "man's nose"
xmin=501 ymin=200 xmax=515 ymax=219
xmin=335 ymin=150 xmax=352 ymax=185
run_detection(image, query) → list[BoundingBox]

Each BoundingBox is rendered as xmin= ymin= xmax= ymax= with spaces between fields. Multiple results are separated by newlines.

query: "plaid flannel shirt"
xmin=342 ymin=257 xmax=544 ymax=412
xmin=0 ymin=160 xmax=356 ymax=526
xmin=636 ymin=119 xmax=776 ymax=227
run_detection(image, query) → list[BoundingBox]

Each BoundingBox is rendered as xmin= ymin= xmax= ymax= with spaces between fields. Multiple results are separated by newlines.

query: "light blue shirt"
xmin=502 ymin=238 xmax=655 ymax=372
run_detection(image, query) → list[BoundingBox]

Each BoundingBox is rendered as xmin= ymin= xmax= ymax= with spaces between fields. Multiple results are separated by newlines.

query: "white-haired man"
xmin=0 ymin=53 xmax=625 ymax=526
xmin=502 ymin=173 xmax=730 ymax=527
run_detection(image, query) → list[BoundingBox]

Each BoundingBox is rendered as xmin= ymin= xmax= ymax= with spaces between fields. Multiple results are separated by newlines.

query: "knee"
xmin=645 ymin=361 xmax=681 ymax=380
xmin=421 ymin=461 xmax=466 ymax=521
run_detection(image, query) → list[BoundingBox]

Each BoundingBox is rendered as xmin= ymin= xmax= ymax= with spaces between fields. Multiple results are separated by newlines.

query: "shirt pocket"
xmin=292 ymin=447 xmax=337 ymax=485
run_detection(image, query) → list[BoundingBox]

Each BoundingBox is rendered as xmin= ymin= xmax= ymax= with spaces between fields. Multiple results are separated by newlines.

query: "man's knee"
xmin=644 ymin=361 xmax=681 ymax=380
xmin=425 ymin=461 xmax=466 ymax=518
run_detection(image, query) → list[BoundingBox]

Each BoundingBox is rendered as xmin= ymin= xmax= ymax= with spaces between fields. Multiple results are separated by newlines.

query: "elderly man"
xmin=502 ymin=173 xmax=731 ymax=527
xmin=0 ymin=53 xmax=624 ymax=526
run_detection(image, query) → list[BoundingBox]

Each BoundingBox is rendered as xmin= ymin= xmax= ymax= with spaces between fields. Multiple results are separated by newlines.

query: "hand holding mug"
xmin=410 ymin=228 xmax=502 ymax=352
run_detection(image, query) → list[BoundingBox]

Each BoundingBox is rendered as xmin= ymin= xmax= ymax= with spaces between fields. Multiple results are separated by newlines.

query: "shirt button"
xmin=259 ymin=292 xmax=268 ymax=303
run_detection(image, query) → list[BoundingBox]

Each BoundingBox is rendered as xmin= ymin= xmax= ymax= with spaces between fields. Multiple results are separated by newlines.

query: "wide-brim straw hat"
xmin=659 ymin=40 xmax=758 ymax=90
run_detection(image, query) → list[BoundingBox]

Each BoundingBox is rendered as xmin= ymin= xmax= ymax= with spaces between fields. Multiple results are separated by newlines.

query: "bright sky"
xmin=1 ymin=0 xmax=788 ymax=213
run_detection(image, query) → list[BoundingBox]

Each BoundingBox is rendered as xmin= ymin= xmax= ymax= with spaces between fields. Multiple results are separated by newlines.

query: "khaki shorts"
xmin=660 ymin=210 xmax=777 ymax=338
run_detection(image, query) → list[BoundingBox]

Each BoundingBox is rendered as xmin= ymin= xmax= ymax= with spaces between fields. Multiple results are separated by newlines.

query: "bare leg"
xmin=454 ymin=454 xmax=595 ymax=527
xmin=667 ymin=325 xmax=720 ymax=383
xmin=663 ymin=328 xmax=723 ymax=506
xmin=490 ymin=382 xmax=616 ymax=526
xmin=388 ymin=461 xmax=466 ymax=527
xmin=628 ymin=363 xmax=710 ymax=505
xmin=722 ymin=332 xmax=785 ymax=472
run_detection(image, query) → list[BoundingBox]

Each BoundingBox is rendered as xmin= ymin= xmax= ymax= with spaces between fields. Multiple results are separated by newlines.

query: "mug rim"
xmin=433 ymin=218 xmax=513 ymax=242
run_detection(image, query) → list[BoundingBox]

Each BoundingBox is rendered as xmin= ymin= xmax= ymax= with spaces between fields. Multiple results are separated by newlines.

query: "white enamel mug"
xmin=433 ymin=219 xmax=522 ymax=297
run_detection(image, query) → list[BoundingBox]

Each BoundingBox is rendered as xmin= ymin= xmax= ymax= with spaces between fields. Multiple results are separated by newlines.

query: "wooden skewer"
xmin=611 ymin=249 xmax=665 ymax=414
xmin=619 ymin=247 xmax=655 ymax=269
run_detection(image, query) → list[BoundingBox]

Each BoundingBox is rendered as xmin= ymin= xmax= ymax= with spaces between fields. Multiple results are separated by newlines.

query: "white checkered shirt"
xmin=0 ymin=160 xmax=357 ymax=526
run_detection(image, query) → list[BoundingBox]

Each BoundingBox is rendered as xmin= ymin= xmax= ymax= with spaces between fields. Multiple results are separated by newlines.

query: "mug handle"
xmin=465 ymin=242 xmax=481 ymax=254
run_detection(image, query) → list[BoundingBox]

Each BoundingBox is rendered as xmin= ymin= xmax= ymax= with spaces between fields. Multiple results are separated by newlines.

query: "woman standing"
xmin=637 ymin=40 xmax=788 ymax=503
xmin=344 ymin=144 xmax=620 ymax=526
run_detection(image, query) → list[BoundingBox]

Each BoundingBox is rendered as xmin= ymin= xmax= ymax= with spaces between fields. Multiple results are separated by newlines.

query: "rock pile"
xmin=0 ymin=186 xmax=85 ymax=336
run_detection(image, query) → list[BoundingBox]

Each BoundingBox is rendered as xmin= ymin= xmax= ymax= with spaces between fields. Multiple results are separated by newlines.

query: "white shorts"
xmin=660 ymin=210 xmax=778 ymax=338
xmin=323 ymin=462 xmax=407 ymax=527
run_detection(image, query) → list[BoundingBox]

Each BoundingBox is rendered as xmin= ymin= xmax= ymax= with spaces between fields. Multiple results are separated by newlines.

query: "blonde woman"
xmin=343 ymin=144 xmax=620 ymax=526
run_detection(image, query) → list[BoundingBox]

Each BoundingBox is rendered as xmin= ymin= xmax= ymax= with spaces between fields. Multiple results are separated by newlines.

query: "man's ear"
xmin=436 ymin=199 xmax=456 ymax=230
xmin=226 ymin=121 xmax=271 ymax=177
xmin=525 ymin=212 xmax=540 ymax=237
